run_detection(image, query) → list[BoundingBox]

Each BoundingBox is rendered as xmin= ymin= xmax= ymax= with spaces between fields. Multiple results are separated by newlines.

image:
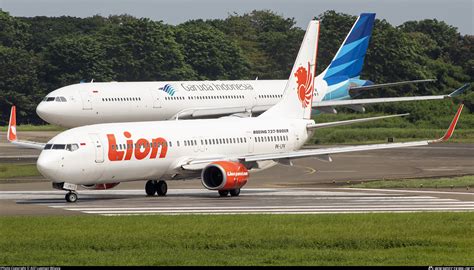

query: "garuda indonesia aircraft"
xmin=9 ymin=20 xmax=463 ymax=202
xmin=36 ymin=13 xmax=468 ymax=128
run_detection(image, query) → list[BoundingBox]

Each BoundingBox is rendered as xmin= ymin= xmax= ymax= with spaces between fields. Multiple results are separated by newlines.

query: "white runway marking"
xmin=2 ymin=188 xmax=472 ymax=216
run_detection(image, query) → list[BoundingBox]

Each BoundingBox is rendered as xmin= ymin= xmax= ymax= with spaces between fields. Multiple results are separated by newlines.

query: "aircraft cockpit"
xmin=43 ymin=143 xmax=79 ymax=152
xmin=42 ymin=96 xmax=68 ymax=102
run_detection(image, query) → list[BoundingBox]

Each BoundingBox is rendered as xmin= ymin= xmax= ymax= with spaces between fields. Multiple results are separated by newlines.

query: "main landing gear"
xmin=145 ymin=180 xmax=168 ymax=196
xmin=218 ymin=188 xmax=241 ymax=197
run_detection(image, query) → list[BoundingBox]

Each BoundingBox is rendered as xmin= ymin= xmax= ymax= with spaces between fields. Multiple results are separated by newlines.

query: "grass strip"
xmin=0 ymin=164 xmax=40 ymax=179
xmin=349 ymin=175 xmax=474 ymax=189
xmin=0 ymin=213 xmax=473 ymax=266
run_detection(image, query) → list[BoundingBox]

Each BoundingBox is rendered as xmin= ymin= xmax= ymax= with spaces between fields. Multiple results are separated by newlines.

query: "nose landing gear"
xmin=145 ymin=180 xmax=168 ymax=197
xmin=53 ymin=182 xmax=79 ymax=203
xmin=65 ymin=191 xmax=78 ymax=203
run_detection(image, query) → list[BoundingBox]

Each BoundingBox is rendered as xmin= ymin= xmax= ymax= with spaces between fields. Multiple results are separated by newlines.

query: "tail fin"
xmin=321 ymin=13 xmax=375 ymax=84
xmin=8 ymin=106 xmax=17 ymax=142
xmin=260 ymin=20 xmax=320 ymax=119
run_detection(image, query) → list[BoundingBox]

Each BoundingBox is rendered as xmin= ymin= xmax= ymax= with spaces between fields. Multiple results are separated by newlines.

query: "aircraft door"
xmin=150 ymin=89 xmax=162 ymax=108
xmin=89 ymin=134 xmax=104 ymax=163
xmin=79 ymin=89 xmax=93 ymax=110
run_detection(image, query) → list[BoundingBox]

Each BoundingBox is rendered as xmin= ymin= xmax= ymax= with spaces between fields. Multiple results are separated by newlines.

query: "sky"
xmin=1 ymin=0 xmax=473 ymax=35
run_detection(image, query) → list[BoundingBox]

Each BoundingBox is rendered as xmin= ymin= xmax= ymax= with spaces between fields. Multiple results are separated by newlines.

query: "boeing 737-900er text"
xmin=8 ymin=20 xmax=464 ymax=203
xmin=35 ymin=13 xmax=469 ymax=128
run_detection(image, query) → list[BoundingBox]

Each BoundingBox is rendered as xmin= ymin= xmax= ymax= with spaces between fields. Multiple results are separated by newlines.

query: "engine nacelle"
xmin=201 ymin=161 xmax=249 ymax=191
xmin=81 ymin=183 xmax=120 ymax=190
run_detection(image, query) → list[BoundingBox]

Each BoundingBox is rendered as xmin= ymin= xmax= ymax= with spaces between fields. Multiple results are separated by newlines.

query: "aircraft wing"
xmin=313 ymin=83 xmax=470 ymax=112
xmin=181 ymin=104 xmax=463 ymax=168
xmin=349 ymin=79 xmax=436 ymax=92
xmin=306 ymin=113 xmax=409 ymax=129
xmin=242 ymin=104 xmax=463 ymax=163
xmin=170 ymin=106 xmax=251 ymax=120
xmin=7 ymin=106 xmax=46 ymax=150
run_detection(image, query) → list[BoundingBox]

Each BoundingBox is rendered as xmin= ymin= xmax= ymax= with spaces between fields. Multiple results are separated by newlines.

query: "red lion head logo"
xmin=295 ymin=62 xmax=314 ymax=108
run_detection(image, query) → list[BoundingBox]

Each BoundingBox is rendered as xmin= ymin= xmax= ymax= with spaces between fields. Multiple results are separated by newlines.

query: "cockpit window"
xmin=66 ymin=144 xmax=79 ymax=152
xmin=45 ymin=97 xmax=55 ymax=102
xmin=44 ymin=144 xmax=52 ymax=150
xmin=55 ymin=97 xmax=61 ymax=102
xmin=52 ymin=144 xmax=66 ymax=150
xmin=60 ymin=97 xmax=67 ymax=102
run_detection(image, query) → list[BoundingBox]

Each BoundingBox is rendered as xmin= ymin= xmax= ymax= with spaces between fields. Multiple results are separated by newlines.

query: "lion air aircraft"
xmin=35 ymin=13 xmax=467 ymax=128
xmin=8 ymin=20 xmax=464 ymax=203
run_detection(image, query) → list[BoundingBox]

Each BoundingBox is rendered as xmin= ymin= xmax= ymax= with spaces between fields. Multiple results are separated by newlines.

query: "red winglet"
xmin=8 ymin=106 xmax=17 ymax=142
xmin=439 ymin=104 xmax=463 ymax=142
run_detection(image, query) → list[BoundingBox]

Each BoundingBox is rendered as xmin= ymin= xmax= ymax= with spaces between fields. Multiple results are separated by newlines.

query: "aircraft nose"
xmin=36 ymin=102 xmax=53 ymax=123
xmin=37 ymin=152 xmax=60 ymax=182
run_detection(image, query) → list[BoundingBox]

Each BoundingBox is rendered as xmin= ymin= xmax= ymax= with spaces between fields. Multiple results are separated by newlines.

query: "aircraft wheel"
xmin=145 ymin=180 xmax=157 ymax=196
xmin=65 ymin=191 xmax=78 ymax=203
xmin=218 ymin=190 xmax=229 ymax=197
xmin=230 ymin=188 xmax=241 ymax=197
xmin=156 ymin=181 xmax=168 ymax=196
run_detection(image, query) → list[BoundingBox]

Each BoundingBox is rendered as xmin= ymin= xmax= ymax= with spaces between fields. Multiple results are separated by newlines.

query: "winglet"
xmin=448 ymin=83 xmax=470 ymax=98
xmin=8 ymin=106 xmax=17 ymax=142
xmin=438 ymin=104 xmax=463 ymax=142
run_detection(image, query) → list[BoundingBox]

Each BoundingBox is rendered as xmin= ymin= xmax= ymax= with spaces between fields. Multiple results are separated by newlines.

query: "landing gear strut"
xmin=145 ymin=180 xmax=168 ymax=196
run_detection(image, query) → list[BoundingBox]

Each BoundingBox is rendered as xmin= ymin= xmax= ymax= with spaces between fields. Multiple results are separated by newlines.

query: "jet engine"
xmin=201 ymin=161 xmax=249 ymax=191
xmin=81 ymin=183 xmax=120 ymax=190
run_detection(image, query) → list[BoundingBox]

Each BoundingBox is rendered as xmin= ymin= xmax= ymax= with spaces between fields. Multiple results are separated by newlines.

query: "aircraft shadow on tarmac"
xmin=14 ymin=189 xmax=282 ymax=205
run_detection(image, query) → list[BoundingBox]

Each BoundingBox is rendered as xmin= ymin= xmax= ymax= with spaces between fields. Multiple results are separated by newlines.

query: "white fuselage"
xmin=36 ymin=77 xmax=329 ymax=127
xmin=37 ymin=117 xmax=313 ymax=185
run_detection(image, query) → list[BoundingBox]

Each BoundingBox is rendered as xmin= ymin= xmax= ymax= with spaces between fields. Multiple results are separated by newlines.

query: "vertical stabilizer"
xmin=260 ymin=20 xmax=320 ymax=119
xmin=8 ymin=106 xmax=17 ymax=142
xmin=322 ymin=13 xmax=375 ymax=85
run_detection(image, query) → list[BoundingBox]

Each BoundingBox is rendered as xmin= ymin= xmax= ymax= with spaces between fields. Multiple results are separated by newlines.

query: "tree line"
xmin=0 ymin=9 xmax=472 ymax=125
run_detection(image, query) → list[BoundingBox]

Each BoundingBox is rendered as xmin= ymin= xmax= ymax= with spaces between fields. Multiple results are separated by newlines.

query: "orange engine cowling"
xmin=81 ymin=183 xmax=120 ymax=190
xmin=201 ymin=161 xmax=249 ymax=190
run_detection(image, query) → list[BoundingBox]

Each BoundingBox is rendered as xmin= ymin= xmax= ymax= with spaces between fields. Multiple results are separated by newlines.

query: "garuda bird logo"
xmin=295 ymin=62 xmax=314 ymax=108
